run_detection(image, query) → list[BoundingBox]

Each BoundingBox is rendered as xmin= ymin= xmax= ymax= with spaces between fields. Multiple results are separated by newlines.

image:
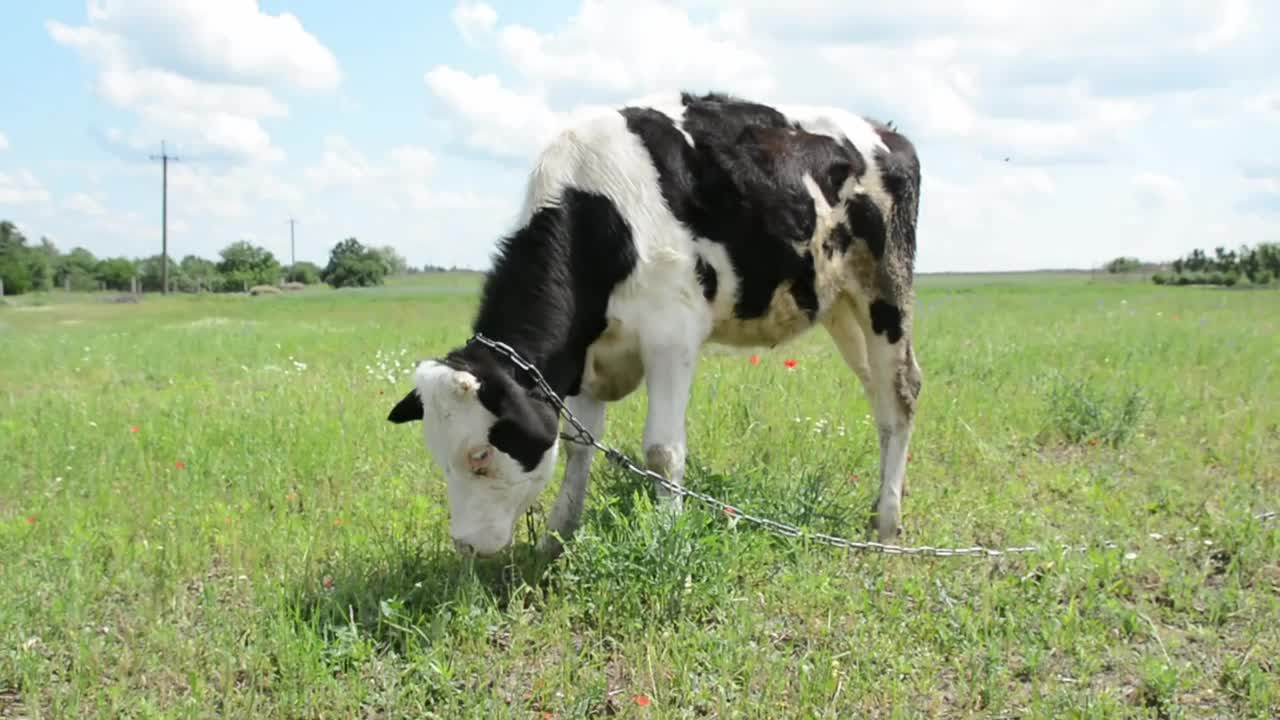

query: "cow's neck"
xmin=466 ymin=215 xmax=582 ymax=399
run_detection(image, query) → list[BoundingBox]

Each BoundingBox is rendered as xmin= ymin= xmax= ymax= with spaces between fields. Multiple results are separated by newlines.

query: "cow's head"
xmin=387 ymin=348 xmax=560 ymax=558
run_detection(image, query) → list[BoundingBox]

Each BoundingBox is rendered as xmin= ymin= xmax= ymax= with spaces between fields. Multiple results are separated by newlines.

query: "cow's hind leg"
xmin=863 ymin=296 xmax=922 ymax=541
xmin=536 ymin=392 xmax=606 ymax=558
xmin=826 ymin=294 xmax=921 ymax=541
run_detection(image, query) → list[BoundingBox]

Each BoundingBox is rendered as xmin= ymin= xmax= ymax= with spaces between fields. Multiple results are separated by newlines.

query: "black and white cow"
xmin=388 ymin=91 xmax=922 ymax=559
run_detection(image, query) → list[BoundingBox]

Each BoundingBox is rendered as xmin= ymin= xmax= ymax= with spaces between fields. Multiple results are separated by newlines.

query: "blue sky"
xmin=1 ymin=1 xmax=1277 ymax=273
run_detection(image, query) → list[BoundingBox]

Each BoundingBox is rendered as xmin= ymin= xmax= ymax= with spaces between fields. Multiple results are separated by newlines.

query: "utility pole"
xmin=289 ymin=217 xmax=297 ymax=267
xmin=149 ymin=141 xmax=180 ymax=294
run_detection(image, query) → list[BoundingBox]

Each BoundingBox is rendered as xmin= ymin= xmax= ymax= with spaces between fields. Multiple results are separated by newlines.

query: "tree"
xmin=217 ymin=240 xmax=281 ymax=291
xmin=374 ymin=245 xmax=409 ymax=275
xmin=285 ymin=261 xmax=322 ymax=284
xmin=178 ymin=255 xmax=220 ymax=291
xmin=1105 ymin=256 xmax=1142 ymax=274
xmin=1256 ymin=242 xmax=1280 ymax=279
xmin=95 ymin=257 xmax=137 ymax=291
xmin=57 ymin=247 xmax=99 ymax=291
xmin=322 ymin=237 xmax=388 ymax=288
xmin=1213 ymin=246 xmax=1238 ymax=274
xmin=138 ymin=254 xmax=184 ymax=292
xmin=0 ymin=221 xmax=35 ymax=295
xmin=27 ymin=237 xmax=58 ymax=291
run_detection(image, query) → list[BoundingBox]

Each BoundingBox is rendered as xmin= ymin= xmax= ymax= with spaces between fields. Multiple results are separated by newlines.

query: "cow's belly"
xmin=581 ymin=320 xmax=645 ymax=402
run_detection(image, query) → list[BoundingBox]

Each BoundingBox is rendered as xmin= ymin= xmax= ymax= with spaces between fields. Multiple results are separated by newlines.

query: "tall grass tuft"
xmin=1042 ymin=372 xmax=1149 ymax=448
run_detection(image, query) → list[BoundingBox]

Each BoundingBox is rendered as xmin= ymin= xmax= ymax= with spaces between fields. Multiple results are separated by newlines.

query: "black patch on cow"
xmin=479 ymin=367 xmax=561 ymax=473
xmin=868 ymin=120 xmax=922 ymax=265
xmin=824 ymin=223 xmax=853 ymax=259
xmin=870 ymin=122 xmax=921 ymax=207
xmin=470 ymin=188 xmax=638 ymax=397
xmin=789 ymin=251 xmax=819 ymax=320
xmin=393 ymin=188 xmax=638 ymax=472
xmin=869 ymin=299 xmax=904 ymax=344
xmin=387 ymin=389 xmax=424 ymax=423
xmin=623 ymin=92 xmax=864 ymax=322
xmin=695 ymin=255 xmax=717 ymax=301
xmin=844 ymin=193 xmax=887 ymax=260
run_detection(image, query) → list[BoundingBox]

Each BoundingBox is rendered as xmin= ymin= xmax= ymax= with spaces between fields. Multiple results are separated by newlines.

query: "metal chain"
xmin=468 ymin=333 xmax=1277 ymax=560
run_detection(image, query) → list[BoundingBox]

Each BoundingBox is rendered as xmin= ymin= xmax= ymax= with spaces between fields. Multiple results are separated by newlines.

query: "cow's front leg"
xmin=536 ymin=392 xmax=606 ymax=559
xmin=640 ymin=339 xmax=698 ymax=512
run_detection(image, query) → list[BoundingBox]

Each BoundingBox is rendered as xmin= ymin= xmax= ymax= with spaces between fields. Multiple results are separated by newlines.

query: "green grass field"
xmin=3 ymin=273 xmax=1278 ymax=718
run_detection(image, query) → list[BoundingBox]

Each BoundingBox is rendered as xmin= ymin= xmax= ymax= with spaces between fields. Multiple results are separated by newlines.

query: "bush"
xmin=217 ymin=241 xmax=281 ymax=290
xmin=0 ymin=256 xmax=33 ymax=295
xmin=94 ymin=258 xmax=137 ymax=291
xmin=1152 ymin=272 xmax=1169 ymax=285
xmin=285 ymin=261 xmax=322 ymax=285
xmin=322 ymin=238 xmax=388 ymax=289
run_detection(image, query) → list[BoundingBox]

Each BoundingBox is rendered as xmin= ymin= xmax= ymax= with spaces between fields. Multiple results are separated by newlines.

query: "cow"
xmin=388 ymin=91 xmax=922 ymax=559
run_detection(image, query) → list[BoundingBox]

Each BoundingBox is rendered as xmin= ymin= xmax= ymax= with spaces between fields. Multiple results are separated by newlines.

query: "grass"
xmin=2 ymin=272 xmax=1278 ymax=718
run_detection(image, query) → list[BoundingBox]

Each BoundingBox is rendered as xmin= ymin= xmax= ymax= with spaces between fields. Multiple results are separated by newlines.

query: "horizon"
xmin=1 ymin=1 xmax=1277 ymax=274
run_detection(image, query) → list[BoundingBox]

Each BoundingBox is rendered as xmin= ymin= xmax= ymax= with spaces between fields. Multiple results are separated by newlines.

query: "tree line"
xmin=0 ymin=219 xmax=448 ymax=296
xmin=1151 ymin=243 xmax=1280 ymax=287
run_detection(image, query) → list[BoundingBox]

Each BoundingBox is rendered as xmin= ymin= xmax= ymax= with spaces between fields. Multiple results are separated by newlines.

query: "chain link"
xmin=468 ymin=333 xmax=1276 ymax=560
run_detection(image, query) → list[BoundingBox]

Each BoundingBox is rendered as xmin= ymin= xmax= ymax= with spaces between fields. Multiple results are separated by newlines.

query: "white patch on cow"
xmin=410 ymin=360 xmax=559 ymax=556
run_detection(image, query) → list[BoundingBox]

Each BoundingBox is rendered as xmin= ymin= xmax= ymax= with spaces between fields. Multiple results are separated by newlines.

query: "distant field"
xmin=2 ymin=272 xmax=1277 ymax=718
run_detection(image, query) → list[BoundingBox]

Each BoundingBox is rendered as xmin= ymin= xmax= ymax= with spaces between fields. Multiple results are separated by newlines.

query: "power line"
xmin=148 ymin=141 xmax=180 ymax=294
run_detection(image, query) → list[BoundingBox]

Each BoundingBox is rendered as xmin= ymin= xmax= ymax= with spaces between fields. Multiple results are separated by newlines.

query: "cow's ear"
xmin=487 ymin=386 xmax=559 ymax=472
xmin=387 ymin=389 xmax=424 ymax=423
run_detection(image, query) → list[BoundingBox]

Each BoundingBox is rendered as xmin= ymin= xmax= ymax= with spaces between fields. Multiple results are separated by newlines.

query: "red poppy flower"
xmin=783 ymin=359 xmax=797 ymax=369
xmin=129 ymin=425 xmax=140 ymax=433
xmin=633 ymin=695 xmax=651 ymax=707
xmin=175 ymin=461 xmax=185 ymax=469
xmin=749 ymin=355 xmax=760 ymax=365
xmin=25 ymin=516 xmax=37 ymax=524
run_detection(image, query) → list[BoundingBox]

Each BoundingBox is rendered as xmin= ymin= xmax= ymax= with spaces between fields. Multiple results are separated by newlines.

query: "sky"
xmin=0 ymin=1 xmax=1277 ymax=273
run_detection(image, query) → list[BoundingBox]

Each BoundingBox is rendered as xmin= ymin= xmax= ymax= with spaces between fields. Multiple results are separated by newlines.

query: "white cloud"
xmin=0 ymin=170 xmax=52 ymax=206
xmin=424 ymin=68 xmax=567 ymax=158
xmin=304 ymin=134 xmax=375 ymax=188
xmin=303 ymin=134 xmax=500 ymax=212
xmin=82 ymin=0 xmax=340 ymax=91
xmin=491 ymin=1 xmax=771 ymax=98
xmin=0 ymin=132 xmax=8 ymax=151
xmin=453 ymin=2 xmax=498 ymax=44
xmin=1245 ymin=91 xmax=1280 ymax=119
xmin=1132 ymin=172 xmax=1186 ymax=208
xmin=48 ymin=1 xmax=339 ymax=162
xmin=63 ymin=192 xmax=109 ymax=217
xmin=426 ymin=0 xmax=775 ymax=158
xmin=1193 ymin=0 xmax=1250 ymax=52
